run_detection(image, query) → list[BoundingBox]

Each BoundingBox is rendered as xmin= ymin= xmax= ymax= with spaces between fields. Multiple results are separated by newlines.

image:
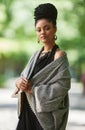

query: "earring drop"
xmin=54 ymin=35 xmax=57 ymax=40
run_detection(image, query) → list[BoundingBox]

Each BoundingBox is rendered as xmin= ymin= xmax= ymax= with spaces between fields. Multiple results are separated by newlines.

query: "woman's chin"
xmin=41 ymin=39 xmax=48 ymax=43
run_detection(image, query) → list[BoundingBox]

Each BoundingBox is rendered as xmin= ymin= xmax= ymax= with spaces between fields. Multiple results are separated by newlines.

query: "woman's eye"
xmin=36 ymin=29 xmax=41 ymax=32
xmin=45 ymin=26 xmax=50 ymax=30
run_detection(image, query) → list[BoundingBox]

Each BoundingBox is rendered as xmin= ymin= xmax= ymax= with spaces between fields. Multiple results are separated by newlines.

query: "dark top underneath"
xmin=30 ymin=44 xmax=59 ymax=78
xmin=16 ymin=44 xmax=59 ymax=130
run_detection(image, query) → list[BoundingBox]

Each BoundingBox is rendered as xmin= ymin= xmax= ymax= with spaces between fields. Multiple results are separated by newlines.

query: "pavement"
xmin=67 ymin=80 xmax=85 ymax=130
xmin=0 ymin=78 xmax=85 ymax=130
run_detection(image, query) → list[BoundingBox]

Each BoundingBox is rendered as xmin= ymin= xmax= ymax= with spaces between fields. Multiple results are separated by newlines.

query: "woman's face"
xmin=35 ymin=19 xmax=56 ymax=44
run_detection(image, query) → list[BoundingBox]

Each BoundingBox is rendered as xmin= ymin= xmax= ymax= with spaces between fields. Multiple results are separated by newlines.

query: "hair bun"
xmin=34 ymin=3 xmax=58 ymax=25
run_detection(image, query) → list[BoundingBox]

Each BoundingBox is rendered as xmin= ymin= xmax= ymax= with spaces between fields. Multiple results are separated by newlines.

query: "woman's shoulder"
xmin=54 ymin=49 xmax=66 ymax=60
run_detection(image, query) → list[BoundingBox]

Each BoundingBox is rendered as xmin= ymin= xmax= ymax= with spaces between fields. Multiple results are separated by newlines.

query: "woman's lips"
xmin=41 ymin=36 xmax=46 ymax=39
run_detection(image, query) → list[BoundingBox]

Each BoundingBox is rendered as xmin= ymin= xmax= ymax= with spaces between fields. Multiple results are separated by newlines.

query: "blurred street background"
xmin=0 ymin=0 xmax=85 ymax=130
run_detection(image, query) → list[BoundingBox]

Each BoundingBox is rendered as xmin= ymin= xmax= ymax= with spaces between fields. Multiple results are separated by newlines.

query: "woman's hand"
xmin=16 ymin=77 xmax=32 ymax=93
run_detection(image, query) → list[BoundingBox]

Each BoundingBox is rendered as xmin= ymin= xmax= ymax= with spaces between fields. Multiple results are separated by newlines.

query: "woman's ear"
xmin=54 ymin=26 xmax=57 ymax=33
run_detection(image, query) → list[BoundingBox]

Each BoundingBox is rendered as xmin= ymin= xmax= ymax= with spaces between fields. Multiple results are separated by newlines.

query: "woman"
xmin=15 ymin=3 xmax=71 ymax=130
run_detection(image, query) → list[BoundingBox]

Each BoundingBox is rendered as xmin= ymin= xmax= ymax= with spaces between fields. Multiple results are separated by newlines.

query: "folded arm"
xmin=33 ymin=68 xmax=71 ymax=112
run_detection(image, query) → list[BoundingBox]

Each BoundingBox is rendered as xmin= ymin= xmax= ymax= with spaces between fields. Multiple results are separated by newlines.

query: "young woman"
xmin=15 ymin=3 xmax=71 ymax=130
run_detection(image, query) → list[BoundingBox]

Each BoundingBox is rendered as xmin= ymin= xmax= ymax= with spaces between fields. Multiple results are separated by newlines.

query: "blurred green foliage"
xmin=0 ymin=50 xmax=29 ymax=87
xmin=0 ymin=0 xmax=85 ymax=87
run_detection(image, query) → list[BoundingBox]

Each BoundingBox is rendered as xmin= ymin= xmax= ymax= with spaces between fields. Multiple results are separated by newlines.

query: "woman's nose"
xmin=41 ymin=29 xmax=45 ymax=34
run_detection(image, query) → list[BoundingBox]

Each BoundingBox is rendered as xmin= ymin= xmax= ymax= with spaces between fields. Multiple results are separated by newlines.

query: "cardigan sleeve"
xmin=20 ymin=51 xmax=39 ymax=79
xmin=33 ymin=67 xmax=71 ymax=112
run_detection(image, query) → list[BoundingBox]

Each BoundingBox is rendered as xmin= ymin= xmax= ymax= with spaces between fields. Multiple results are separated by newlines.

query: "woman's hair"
xmin=34 ymin=3 xmax=58 ymax=26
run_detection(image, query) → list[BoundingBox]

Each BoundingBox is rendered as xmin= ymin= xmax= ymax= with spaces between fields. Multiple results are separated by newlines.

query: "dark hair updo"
xmin=34 ymin=3 xmax=58 ymax=26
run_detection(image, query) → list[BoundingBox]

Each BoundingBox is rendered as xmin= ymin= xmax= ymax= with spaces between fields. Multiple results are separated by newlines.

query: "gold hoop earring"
xmin=54 ymin=35 xmax=57 ymax=40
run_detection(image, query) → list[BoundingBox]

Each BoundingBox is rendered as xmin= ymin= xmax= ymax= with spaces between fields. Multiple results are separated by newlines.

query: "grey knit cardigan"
xmin=15 ymin=49 xmax=71 ymax=130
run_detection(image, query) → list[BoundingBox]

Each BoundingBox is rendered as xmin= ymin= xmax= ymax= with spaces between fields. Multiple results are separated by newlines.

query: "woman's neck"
xmin=43 ymin=42 xmax=55 ymax=52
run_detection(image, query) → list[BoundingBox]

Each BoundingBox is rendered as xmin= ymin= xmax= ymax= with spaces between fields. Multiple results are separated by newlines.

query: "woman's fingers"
xmin=16 ymin=77 xmax=27 ymax=90
xmin=21 ymin=77 xmax=28 ymax=82
xmin=20 ymin=77 xmax=28 ymax=90
xmin=16 ymin=77 xmax=32 ymax=92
